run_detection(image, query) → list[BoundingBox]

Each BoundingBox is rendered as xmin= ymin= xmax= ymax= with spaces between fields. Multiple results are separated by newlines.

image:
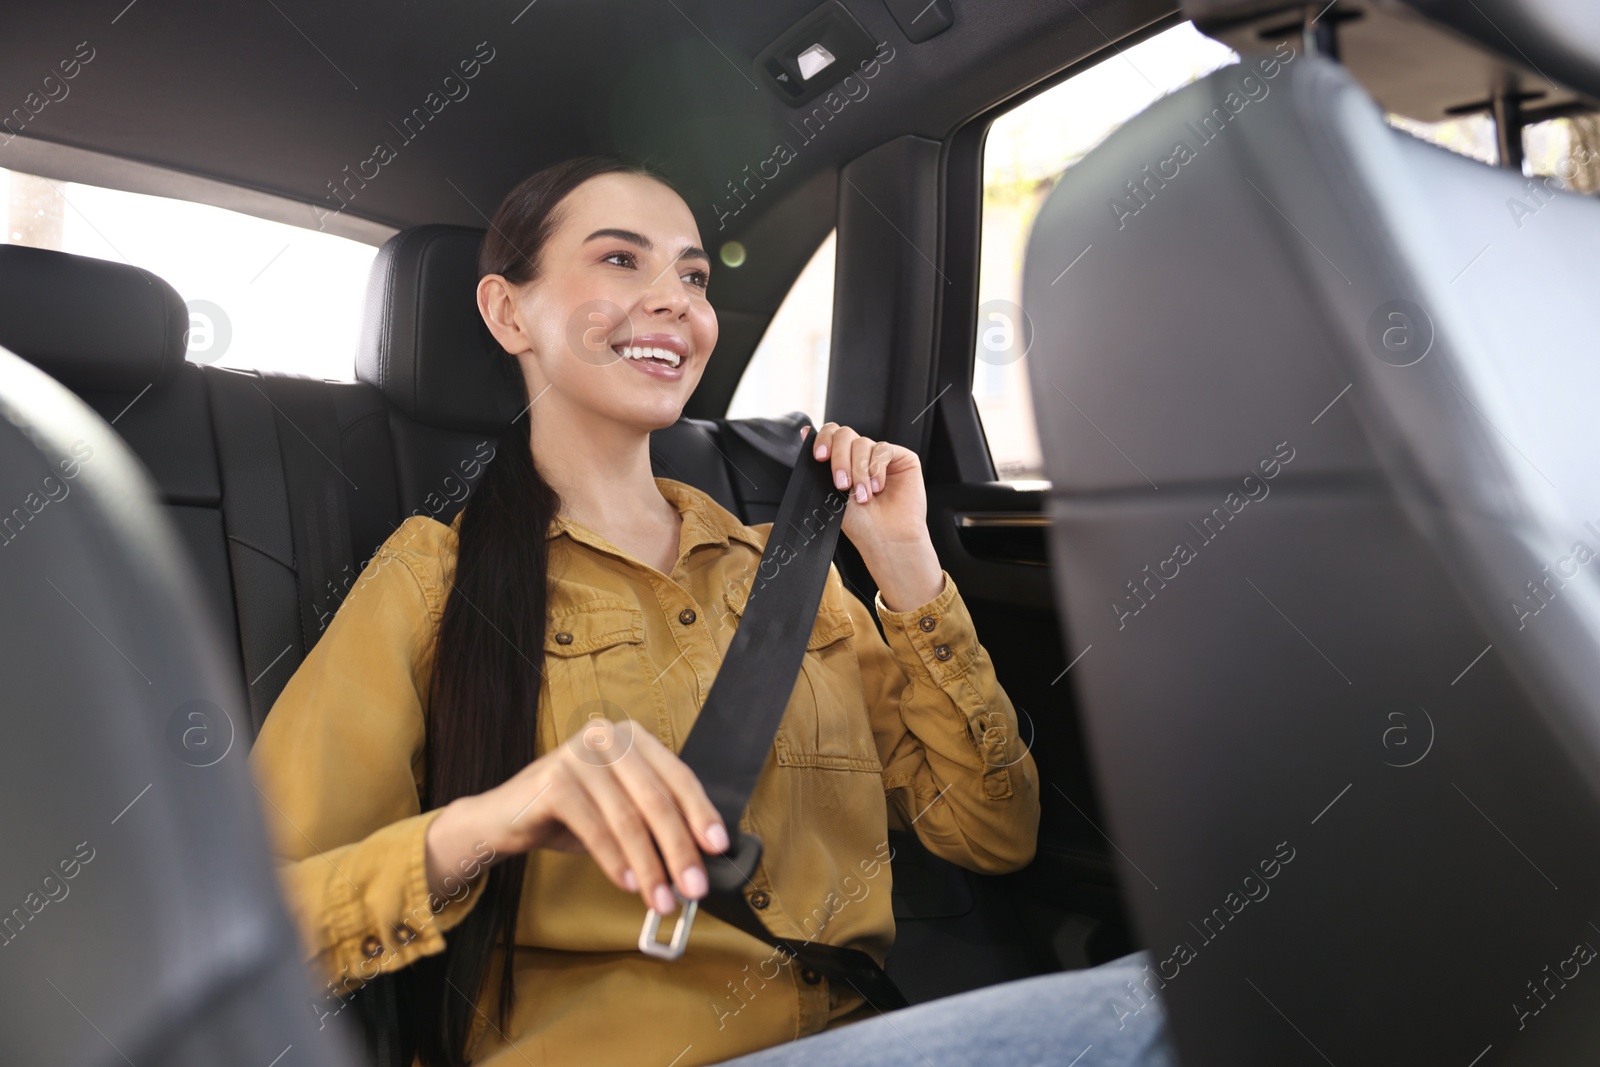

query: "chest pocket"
xmin=722 ymin=586 xmax=881 ymax=773
xmin=541 ymin=602 xmax=660 ymax=756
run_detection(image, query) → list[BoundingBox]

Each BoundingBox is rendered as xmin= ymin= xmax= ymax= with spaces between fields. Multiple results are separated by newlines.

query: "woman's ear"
xmin=478 ymin=274 xmax=534 ymax=356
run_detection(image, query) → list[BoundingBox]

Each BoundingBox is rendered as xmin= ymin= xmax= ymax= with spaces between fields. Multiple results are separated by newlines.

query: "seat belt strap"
xmin=677 ymin=447 xmax=845 ymax=827
xmin=646 ymin=447 xmax=909 ymax=1011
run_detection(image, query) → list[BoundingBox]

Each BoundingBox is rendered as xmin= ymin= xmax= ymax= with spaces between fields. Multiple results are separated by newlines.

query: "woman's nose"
xmin=640 ymin=265 xmax=692 ymax=316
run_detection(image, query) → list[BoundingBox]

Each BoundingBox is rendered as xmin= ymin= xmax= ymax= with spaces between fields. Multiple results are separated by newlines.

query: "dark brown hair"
xmin=361 ymin=155 xmax=674 ymax=1067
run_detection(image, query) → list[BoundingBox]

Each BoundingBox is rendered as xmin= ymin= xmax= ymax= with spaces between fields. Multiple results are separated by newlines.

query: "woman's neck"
xmin=528 ymin=396 xmax=682 ymax=572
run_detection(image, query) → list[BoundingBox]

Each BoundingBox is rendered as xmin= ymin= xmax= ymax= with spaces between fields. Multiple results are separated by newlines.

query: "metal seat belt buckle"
xmin=636 ymin=833 xmax=761 ymax=960
xmin=638 ymin=890 xmax=697 ymax=960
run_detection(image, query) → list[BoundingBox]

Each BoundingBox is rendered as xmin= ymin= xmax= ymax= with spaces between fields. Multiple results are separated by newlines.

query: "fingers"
xmin=810 ymin=421 xmax=864 ymax=495
xmin=820 ymin=423 xmax=857 ymax=492
xmin=806 ymin=422 xmax=848 ymax=469
xmin=540 ymin=773 xmax=639 ymax=895
xmin=551 ymin=723 xmax=726 ymax=915
xmin=632 ymin=730 xmax=729 ymax=855
xmin=867 ymin=440 xmax=892 ymax=495
xmin=848 ymin=435 xmax=881 ymax=503
xmin=804 ymin=422 xmax=895 ymax=502
xmin=567 ymin=750 xmax=676 ymax=913
xmin=610 ymin=754 xmax=710 ymax=910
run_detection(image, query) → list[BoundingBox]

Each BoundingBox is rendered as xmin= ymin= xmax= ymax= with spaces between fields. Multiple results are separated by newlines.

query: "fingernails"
xmin=855 ymin=483 xmax=869 ymax=503
xmin=706 ymin=823 xmax=730 ymax=852
xmin=869 ymin=476 xmax=881 ymax=494
xmin=653 ymin=885 xmax=676 ymax=913
xmin=835 ymin=468 xmax=850 ymax=490
xmin=622 ymin=869 xmax=638 ymax=891
xmin=680 ymin=866 xmax=708 ymax=899
xmin=816 ymin=444 xmax=828 ymax=460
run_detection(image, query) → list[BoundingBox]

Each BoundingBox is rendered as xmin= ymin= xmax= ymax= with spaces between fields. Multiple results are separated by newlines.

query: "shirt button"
xmin=934 ymin=644 xmax=953 ymax=661
xmin=554 ymin=631 xmax=573 ymax=645
xmin=918 ymin=615 xmax=936 ymax=632
xmin=679 ymin=608 xmax=697 ymax=626
xmin=800 ymin=967 xmax=822 ymax=985
xmin=360 ymin=935 xmax=384 ymax=959
xmin=393 ymin=921 xmax=418 ymax=945
xmin=749 ymin=890 xmax=771 ymax=910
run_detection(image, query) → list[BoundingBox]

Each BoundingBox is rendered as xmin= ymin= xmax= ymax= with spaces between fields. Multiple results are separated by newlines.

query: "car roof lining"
xmin=0 ymin=1 xmax=1175 ymax=326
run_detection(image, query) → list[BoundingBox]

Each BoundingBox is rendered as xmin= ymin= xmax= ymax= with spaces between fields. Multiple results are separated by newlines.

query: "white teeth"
xmin=614 ymin=345 xmax=682 ymax=368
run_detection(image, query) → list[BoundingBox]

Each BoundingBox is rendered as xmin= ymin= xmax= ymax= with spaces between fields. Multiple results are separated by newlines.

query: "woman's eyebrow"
xmin=583 ymin=227 xmax=710 ymax=264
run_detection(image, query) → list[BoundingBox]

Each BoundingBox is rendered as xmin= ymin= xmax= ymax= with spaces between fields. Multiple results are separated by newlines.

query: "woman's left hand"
xmin=801 ymin=423 xmax=946 ymax=611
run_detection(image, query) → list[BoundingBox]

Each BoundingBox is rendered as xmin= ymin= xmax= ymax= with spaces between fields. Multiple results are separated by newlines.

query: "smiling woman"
xmin=245 ymin=154 xmax=1170 ymax=1067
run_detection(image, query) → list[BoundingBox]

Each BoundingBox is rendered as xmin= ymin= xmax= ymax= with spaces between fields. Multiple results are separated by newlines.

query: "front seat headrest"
xmin=0 ymin=244 xmax=190 ymax=394
xmin=357 ymin=224 xmax=526 ymax=434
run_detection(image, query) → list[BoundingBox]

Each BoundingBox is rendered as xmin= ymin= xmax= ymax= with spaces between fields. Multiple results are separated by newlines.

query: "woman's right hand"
xmin=423 ymin=719 xmax=730 ymax=916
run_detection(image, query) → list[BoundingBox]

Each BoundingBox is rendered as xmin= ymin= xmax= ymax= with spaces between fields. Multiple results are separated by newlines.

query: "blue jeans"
xmin=708 ymin=952 xmax=1179 ymax=1067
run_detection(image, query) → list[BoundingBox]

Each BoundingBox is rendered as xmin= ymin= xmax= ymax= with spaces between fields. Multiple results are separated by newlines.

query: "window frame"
xmin=2 ymin=135 xmax=397 ymax=246
xmin=930 ymin=11 xmax=1186 ymax=485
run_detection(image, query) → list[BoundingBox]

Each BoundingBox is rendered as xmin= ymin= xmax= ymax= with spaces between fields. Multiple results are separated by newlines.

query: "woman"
xmin=249 ymin=156 xmax=1177 ymax=1067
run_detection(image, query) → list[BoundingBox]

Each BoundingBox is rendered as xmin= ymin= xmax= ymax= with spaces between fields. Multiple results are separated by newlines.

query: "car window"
xmin=1387 ymin=113 xmax=1499 ymax=164
xmin=725 ymin=229 xmax=835 ymax=427
xmin=1392 ymin=111 xmax=1600 ymax=190
xmin=1 ymin=167 xmax=377 ymax=381
xmin=974 ymin=22 xmax=1238 ymax=484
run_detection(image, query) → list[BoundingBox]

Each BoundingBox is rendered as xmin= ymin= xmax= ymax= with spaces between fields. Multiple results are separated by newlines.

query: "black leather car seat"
xmin=0 ymin=245 xmax=251 ymax=704
xmin=1024 ymin=39 xmax=1600 ymax=1067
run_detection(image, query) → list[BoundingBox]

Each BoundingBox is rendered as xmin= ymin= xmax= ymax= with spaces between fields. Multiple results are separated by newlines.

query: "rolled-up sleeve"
xmin=247 ymin=521 xmax=489 ymax=998
xmin=845 ymin=569 xmax=1040 ymax=873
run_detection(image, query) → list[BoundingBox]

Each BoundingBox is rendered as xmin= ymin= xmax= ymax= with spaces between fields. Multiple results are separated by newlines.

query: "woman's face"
xmin=484 ymin=171 xmax=718 ymax=434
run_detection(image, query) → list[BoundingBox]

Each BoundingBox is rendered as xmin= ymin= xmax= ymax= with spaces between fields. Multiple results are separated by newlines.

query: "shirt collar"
xmin=542 ymin=476 xmax=765 ymax=556
xmin=448 ymin=478 xmax=764 ymax=558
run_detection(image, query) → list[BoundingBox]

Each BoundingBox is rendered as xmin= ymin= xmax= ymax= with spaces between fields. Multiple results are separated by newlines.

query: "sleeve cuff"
xmin=320 ymin=810 xmax=492 ymax=994
xmin=873 ymin=570 xmax=980 ymax=687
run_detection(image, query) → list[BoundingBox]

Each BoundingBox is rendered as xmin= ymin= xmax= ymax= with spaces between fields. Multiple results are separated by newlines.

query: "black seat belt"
xmin=639 ymin=447 xmax=910 ymax=1012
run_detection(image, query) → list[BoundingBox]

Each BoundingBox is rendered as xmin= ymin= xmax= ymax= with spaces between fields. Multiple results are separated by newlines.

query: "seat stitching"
xmin=225 ymin=532 xmax=294 ymax=573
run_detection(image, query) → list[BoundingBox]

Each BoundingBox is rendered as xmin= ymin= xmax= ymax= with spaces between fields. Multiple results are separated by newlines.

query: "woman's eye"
xmin=603 ymin=251 xmax=706 ymax=290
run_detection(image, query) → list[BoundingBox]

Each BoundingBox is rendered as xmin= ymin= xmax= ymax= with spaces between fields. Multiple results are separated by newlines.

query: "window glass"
xmin=1390 ymin=111 xmax=1600 ymax=192
xmin=975 ymin=22 xmax=1238 ymax=483
xmin=726 ymin=229 xmax=835 ymax=426
xmin=1386 ymin=113 xmax=1498 ymax=165
xmin=1 ymin=167 xmax=377 ymax=381
xmin=1527 ymin=115 xmax=1600 ymax=191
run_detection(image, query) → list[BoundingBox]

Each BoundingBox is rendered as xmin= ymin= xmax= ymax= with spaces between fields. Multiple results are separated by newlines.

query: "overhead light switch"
xmin=796 ymin=43 xmax=837 ymax=80
xmin=754 ymin=1 xmax=878 ymax=107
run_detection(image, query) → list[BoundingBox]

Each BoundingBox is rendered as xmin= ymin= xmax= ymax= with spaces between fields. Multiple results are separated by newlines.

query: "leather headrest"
xmin=356 ymin=224 xmax=526 ymax=433
xmin=0 ymin=244 xmax=190 ymax=393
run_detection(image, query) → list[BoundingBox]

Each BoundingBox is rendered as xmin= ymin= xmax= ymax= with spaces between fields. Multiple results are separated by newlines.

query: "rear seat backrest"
xmin=0 ymin=245 xmax=248 ymax=707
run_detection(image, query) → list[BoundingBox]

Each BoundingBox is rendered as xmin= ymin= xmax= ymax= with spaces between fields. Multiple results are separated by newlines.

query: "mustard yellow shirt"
xmin=249 ymin=476 xmax=1039 ymax=1067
